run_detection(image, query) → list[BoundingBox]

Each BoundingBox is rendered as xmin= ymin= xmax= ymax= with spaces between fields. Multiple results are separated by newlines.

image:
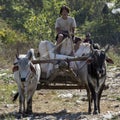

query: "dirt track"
xmin=0 ymin=66 xmax=120 ymax=120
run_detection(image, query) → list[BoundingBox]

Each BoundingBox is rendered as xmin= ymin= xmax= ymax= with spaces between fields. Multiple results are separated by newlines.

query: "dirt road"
xmin=0 ymin=66 xmax=120 ymax=120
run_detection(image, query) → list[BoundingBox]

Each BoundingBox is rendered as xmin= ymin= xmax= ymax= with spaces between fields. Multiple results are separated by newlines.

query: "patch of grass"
xmin=116 ymin=97 xmax=120 ymax=101
xmin=0 ymin=82 xmax=17 ymax=105
xmin=107 ymin=47 xmax=120 ymax=66
xmin=0 ymin=114 xmax=15 ymax=120
xmin=0 ymin=68 xmax=17 ymax=105
xmin=0 ymin=69 xmax=14 ymax=83
xmin=111 ymin=116 xmax=120 ymax=120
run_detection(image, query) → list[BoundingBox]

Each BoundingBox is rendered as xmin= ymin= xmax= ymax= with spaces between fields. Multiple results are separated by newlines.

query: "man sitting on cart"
xmin=55 ymin=5 xmax=77 ymax=53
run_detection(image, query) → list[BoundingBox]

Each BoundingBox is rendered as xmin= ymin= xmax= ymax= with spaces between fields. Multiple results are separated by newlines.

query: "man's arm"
xmin=56 ymin=27 xmax=61 ymax=34
xmin=71 ymin=17 xmax=76 ymax=35
xmin=71 ymin=27 xmax=75 ymax=35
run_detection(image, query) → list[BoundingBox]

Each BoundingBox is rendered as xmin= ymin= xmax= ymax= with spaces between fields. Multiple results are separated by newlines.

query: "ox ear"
xmin=27 ymin=49 xmax=34 ymax=60
xmin=27 ymin=51 xmax=32 ymax=60
xmin=106 ymin=57 xmax=114 ymax=64
xmin=12 ymin=66 xmax=19 ymax=72
xmin=30 ymin=63 xmax=36 ymax=74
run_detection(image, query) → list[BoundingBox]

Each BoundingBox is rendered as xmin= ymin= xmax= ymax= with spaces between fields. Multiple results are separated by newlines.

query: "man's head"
xmin=74 ymin=37 xmax=82 ymax=44
xmin=86 ymin=32 xmax=91 ymax=38
xmin=60 ymin=5 xmax=69 ymax=15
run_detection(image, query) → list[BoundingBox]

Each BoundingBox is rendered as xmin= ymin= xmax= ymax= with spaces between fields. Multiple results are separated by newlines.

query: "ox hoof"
xmin=88 ymin=112 xmax=91 ymax=115
xmin=18 ymin=110 xmax=22 ymax=114
xmin=93 ymin=110 xmax=99 ymax=115
xmin=26 ymin=110 xmax=33 ymax=114
xmin=88 ymin=109 xmax=92 ymax=115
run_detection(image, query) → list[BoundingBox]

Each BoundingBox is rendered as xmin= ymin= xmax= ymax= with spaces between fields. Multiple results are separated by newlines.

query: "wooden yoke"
xmin=32 ymin=56 xmax=89 ymax=64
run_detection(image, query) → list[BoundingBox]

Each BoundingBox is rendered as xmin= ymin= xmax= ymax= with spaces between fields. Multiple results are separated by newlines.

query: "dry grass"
xmin=0 ymin=41 xmax=39 ymax=69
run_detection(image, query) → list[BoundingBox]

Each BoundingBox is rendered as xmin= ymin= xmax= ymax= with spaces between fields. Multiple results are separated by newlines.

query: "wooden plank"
xmin=39 ymin=69 xmax=82 ymax=86
xmin=32 ymin=56 xmax=89 ymax=64
xmin=36 ymin=84 xmax=86 ymax=90
xmin=36 ymin=84 xmax=109 ymax=90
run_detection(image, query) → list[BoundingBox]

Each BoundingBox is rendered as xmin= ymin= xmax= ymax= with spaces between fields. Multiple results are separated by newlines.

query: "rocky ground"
xmin=0 ymin=66 xmax=120 ymax=120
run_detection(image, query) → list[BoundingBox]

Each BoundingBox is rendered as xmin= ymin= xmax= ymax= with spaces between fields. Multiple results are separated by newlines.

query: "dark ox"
xmin=87 ymin=47 xmax=113 ymax=114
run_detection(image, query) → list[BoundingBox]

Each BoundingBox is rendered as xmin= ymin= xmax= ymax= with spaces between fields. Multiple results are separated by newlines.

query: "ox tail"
xmin=12 ymin=92 xmax=19 ymax=102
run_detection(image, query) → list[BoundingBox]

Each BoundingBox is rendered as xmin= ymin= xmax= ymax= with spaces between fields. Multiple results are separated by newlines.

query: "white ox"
xmin=58 ymin=37 xmax=74 ymax=55
xmin=38 ymin=38 xmax=91 ymax=79
xmin=12 ymin=49 xmax=41 ymax=113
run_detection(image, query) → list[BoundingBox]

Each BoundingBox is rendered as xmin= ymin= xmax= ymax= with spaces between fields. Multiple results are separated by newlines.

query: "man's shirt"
xmin=55 ymin=16 xmax=76 ymax=32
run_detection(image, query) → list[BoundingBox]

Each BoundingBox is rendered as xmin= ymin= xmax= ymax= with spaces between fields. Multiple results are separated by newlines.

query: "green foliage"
xmin=0 ymin=81 xmax=17 ymax=104
xmin=0 ymin=0 xmax=120 ymax=44
xmin=0 ymin=27 xmax=27 ymax=44
xmin=0 ymin=18 xmax=27 ymax=45
xmin=0 ymin=0 xmax=120 ymax=66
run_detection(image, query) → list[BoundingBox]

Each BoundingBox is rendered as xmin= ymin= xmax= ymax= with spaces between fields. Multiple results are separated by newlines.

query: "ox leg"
xmin=93 ymin=92 xmax=99 ymax=114
xmin=90 ymin=87 xmax=99 ymax=114
xmin=19 ymin=95 xmax=22 ymax=113
xmin=20 ymin=87 xmax=25 ymax=113
xmin=26 ymin=97 xmax=32 ymax=113
xmin=26 ymin=90 xmax=34 ymax=113
xmin=19 ymin=89 xmax=25 ymax=113
xmin=23 ymin=93 xmax=25 ymax=113
xmin=86 ymin=87 xmax=92 ymax=114
xmin=19 ymin=95 xmax=25 ymax=113
xmin=94 ymin=84 xmax=105 ymax=114
xmin=26 ymin=82 xmax=37 ymax=113
xmin=98 ymin=93 xmax=101 ymax=113
xmin=88 ymin=83 xmax=98 ymax=114
xmin=88 ymin=81 xmax=99 ymax=114
xmin=18 ymin=87 xmax=22 ymax=113
xmin=98 ymin=86 xmax=104 ymax=113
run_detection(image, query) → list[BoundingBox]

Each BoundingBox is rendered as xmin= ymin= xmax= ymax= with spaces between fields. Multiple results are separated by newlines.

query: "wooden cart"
xmin=32 ymin=56 xmax=89 ymax=90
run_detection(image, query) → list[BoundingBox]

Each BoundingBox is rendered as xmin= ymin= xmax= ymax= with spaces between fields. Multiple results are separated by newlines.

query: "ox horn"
xmin=16 ymin=47 xmax=20 ymax=59
xmin=104 ymin=44 xmax=110 ymax=53
xmin=16 ymin=54 xmax=19 ymax=60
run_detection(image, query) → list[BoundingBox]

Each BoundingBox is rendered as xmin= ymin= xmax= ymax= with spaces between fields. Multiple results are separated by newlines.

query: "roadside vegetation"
xmin=0 ymin=0 xmax=120 ymax=65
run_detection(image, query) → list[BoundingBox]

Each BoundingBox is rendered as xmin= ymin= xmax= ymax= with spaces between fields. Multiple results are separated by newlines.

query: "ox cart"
xmin=33 ymin=55 xmax=109 ymax=91
xmin=13 ymin=42 xmax=112 ymax=114
xmin=32 ymin=56 xmax=89 ymax=90
xmin=13 ymin=43 xmax=111 ymax=114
